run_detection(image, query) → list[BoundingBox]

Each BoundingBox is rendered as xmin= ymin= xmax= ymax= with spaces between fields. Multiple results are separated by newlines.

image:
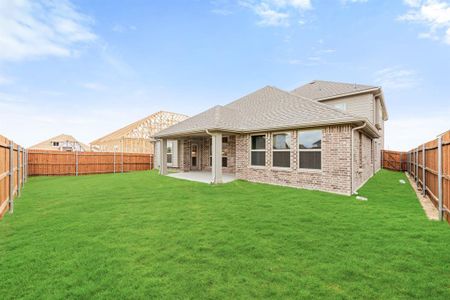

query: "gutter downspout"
xmin=351 ymin=122 xmax=367 ymax=195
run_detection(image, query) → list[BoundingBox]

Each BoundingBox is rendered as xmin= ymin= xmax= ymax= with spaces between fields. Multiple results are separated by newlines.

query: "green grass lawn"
xmin=1 ymin=170 xmax=449 ymax=299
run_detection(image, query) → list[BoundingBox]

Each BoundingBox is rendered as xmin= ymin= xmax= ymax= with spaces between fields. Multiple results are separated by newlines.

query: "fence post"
xmin=422 ymin=144 xmax=426 ymax=195
xmin=17 ymin=145 xmax=21 ymax=197
xmin=438 ymin=136 xmax=443 ymax=221
xmin=75 ymin=151 xmax=79 ymax=176
xmin=407 ymin=152 xmax=410 ymax=174
xmin=9 ymin=142 xmax=14 ymax=213
xmin=21 ymin=148 xmax=25 ymax=188
xmin=25 ymin=150 xmax=28 ymax=182
xmin=113 ymin=148 xmax=116 ymax=174
xmin=415 ymin=148 xmax=418 ymax=186
xmin=121 ymin=141 xmax=124 ymax=174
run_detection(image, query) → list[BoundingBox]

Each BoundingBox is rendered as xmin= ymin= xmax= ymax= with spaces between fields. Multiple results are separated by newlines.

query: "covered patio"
xmin=158 ymin=131 xmax=237 ymax=184
xmin=168 ymin=171 xmax=236 ymax=184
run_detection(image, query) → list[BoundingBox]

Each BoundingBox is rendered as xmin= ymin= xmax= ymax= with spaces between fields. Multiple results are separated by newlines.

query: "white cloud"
xmin=399 ymin=0 xmax=450 ymax=44
xmin=211 ymin=8 xmax=234 ymax=15
xmin=0 ymin=0 xmax=96 ymax=61
xmin=81 ymin=82 xmax=107 ymax=91
xmin=341 ymin=0 xmax=368 ymax=4
xmin=403 ymin=0 xmax=422 ymax=7
xmin=374 ymin=67 xmax=419 ymax=89
xmin=112 ymin=24 xmax=137 ymax=33
xmin=0 ymin=74 xmax=14 ymax=85
xmin=385 ymin=112 xmax=450 ymax=150
xmin=238 ymin=0 xmax=311 ymax=26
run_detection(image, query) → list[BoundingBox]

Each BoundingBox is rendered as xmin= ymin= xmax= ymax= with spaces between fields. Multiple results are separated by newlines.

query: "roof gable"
xmin=91 ymin=111 xmax=189 ymax=144
xmin=291 ymin=80 xmax=378 ymax=100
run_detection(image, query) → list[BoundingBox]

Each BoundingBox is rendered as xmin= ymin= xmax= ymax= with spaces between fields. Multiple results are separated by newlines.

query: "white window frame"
xmin=271 ymin=132 xmax=292 ymax=169
xmin=249 ymin=134 xmax=266 ymax=168
xmin=298 ymin=129 xmax=323 ymax=171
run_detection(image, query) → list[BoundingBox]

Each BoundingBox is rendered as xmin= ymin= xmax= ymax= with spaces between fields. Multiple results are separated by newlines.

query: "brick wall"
xmin=352 ymin=131 xmax=376 ymax=191
xmin=235 ymin=125 xmax=353 ymax=195
xmin=180 ymin=135 xmax=236 ymax=174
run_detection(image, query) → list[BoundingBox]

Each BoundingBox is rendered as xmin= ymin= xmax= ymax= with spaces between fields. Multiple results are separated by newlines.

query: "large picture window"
xmin=298 ymin=130 xmax=322 ymax=170
xmin=272 ymin=133 xmax=291 ymax=168
xmin=251 ymin=135 xmax=266 ymax=166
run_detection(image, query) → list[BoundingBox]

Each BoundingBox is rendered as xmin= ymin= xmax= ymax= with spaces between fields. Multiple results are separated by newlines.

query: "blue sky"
xmin=0 ymin=0 xmax=449 ymax=150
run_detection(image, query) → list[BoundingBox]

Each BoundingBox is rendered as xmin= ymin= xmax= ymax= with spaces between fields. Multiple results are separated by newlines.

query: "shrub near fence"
xmin=0 ymin=134 xmax=27 ymax=218
xmin=28 ymin=150 xmax=153 ymax=176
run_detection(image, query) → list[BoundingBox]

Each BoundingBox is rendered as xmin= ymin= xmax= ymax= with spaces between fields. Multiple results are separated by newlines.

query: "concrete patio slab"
xmin=168 ymin=171 xmax=236 ymax=184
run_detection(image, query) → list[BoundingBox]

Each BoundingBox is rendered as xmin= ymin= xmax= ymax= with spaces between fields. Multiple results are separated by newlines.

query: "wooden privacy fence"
xmin=0 ymin=135 xmax=27 ymax=218
xmin=382 ymin=150 xmax=408 ymax=171
xmin=407 ymin=131 xmax=450 ymax=222
xmin=383 ymin=130 xmax=450 ymax=222
xmin=28 ymin=150 xmax=153 ymax=176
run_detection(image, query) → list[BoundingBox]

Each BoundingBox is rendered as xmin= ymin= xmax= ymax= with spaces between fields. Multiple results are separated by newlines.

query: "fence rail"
xmin=0 ymin=135 xmax=27 ymax=218
xmin=382 ymin=130 xmax=450 ymax=223
xmin=28 ymin=150 xmax=153 ymax=176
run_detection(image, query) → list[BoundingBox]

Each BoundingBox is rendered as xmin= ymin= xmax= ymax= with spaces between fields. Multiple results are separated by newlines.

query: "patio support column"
xmin=159 ymin=138 xmax=168 ymax=175
xmin=211 ymin=132 xmax=223 ymax=184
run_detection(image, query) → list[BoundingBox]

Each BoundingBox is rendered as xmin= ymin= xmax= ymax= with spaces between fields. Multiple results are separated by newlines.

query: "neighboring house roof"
xmin=91 ymin=111 xmax=189 ymax=144
xmin=29 ymin=134 xmax=89 ymax=151
xmin=156 ymin=86 xmax=379 ymax=138
xmin=291 ymin=80 xmax=379 ymax=101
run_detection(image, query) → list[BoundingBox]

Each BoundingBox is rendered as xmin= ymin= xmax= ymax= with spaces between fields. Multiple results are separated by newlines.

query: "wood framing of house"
xmin=90 ymin=111 xmax=189 ymax=154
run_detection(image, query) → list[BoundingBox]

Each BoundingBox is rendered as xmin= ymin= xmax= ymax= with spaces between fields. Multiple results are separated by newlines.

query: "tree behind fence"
xmin=382 ymin=130 xmax=450 ymax=223
xmin=28 ymin=150 xmax=153 ymax=176
xmin=0 ymin=135 xmax=27 ymax=218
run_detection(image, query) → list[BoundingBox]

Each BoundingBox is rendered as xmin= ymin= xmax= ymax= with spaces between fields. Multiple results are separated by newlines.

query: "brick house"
xmin=155 ymin=81 xmax=388 ymax=195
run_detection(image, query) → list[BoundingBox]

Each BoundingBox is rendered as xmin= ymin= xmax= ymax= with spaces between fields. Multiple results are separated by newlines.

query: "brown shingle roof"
xmin=156 ymin=86 xmax=376 ymax=138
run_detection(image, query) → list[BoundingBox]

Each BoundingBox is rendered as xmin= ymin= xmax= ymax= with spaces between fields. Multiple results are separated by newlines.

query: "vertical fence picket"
xmin=438 ymin=135 xmax=443 ymax=221
xmin=9 ymin=142 xmax=14 ymax=213
xmin=17 ymin=145 xmax=21 ymax=197
xmin=75 ymin=151 xmax=79 ymax=176
xmin=422 ymin=144 xmax=426 ymax=195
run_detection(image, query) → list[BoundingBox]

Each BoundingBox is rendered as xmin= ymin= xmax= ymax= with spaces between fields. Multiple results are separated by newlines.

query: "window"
xmin=251 ymin=135 xmax=266 ymax=166
xmin=167 ymin=142 xmax=173 ymax=164
xmin=298 ymin=130 xmax=322 ymax=170
xmin=334 ymin=103 xmax=347 ymax=111
xmin=52 ymin=141 xmax=59 ymax=147
xmin=272 ymin=133 xmax=291 ymax=168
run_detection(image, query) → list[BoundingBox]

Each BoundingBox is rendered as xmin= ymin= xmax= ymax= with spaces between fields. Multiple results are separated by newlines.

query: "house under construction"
xmin=90 ymin=111 xmax=188 ymax=154
xmin=29 ymin=134 xmax=89 ymax=152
